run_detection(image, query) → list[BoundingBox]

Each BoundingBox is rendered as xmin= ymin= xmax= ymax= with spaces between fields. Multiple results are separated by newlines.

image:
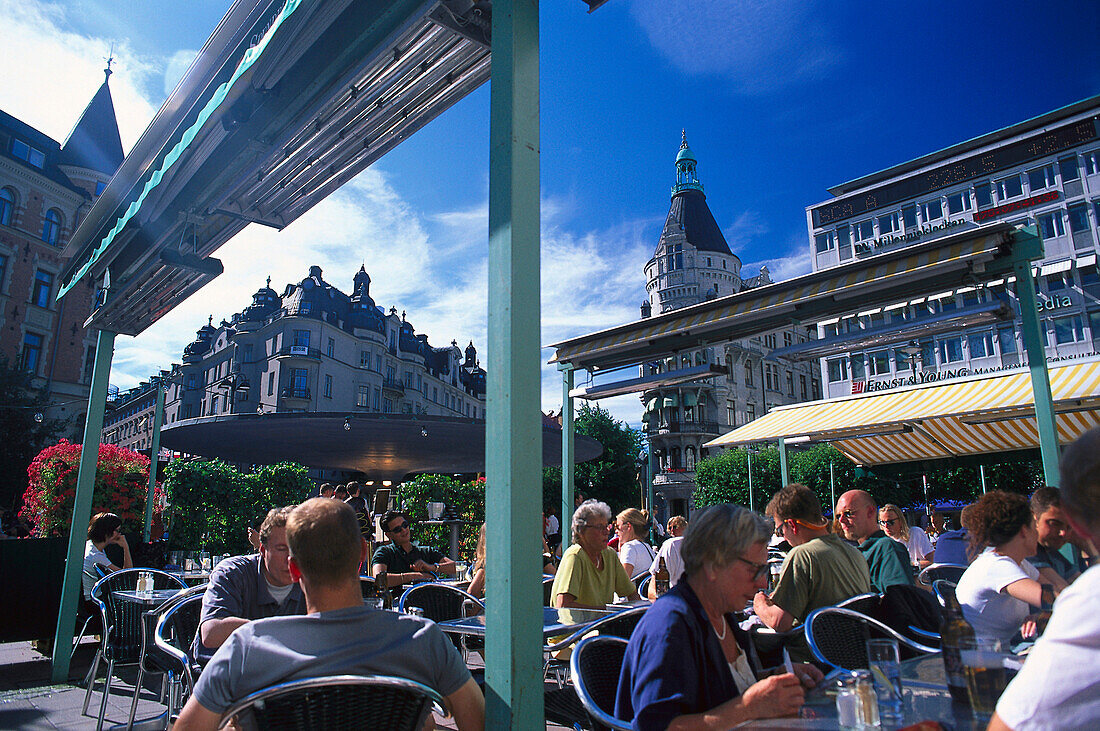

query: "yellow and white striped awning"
xmin=705 ymin=357 xmax=1100 ymax=466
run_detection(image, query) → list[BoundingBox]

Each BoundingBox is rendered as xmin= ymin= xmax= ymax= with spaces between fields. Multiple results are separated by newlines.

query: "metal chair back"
xmin=917 ymin=563 xmax=967 ymax=586
xmin=397 ymin=582 xmax=484 ymax=622
xmin=218 ymin=674 xmax=444 ymax=731
xmin=804 ymin=606 xmax=938 ymax=671
xmin=543 ymin=576 xmax=555 ymax=606
xmin=569 ymin=636 xmax=632 ymax=731
xmin=931 ymin=579 xmax=958 ymax=609
xmin=359 ymin=576 xmax=376 ymax=600
xmin=636 ymin=574 xmax=652 ymax=598
xmin=91 ymin=568 xmax=186 ymax=664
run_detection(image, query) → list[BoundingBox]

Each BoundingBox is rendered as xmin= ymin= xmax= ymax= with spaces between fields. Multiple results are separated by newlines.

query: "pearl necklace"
xmin=711 ymin=615 xmax=727 ymax=641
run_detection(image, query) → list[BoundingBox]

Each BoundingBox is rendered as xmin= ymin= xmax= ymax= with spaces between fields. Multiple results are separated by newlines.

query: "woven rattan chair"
xmin=917 ymin=563 xmax=967 ymax=586
xmin=148 ymin=591 xmax=205 ymax=724
xmin=83 ymin=568 xmax=185 ymax=731
xmin=544 ymin=605 xmax=648 ymax=686
xmin=398 ymin=582 xmax=485 ymax=660
xmin=570 ymin=636 xmax=632 ymax=731
xmin=218 ymin=674 xmax=444 ymax=731
xmin=804 ymin=606 xmax=939 ymax=672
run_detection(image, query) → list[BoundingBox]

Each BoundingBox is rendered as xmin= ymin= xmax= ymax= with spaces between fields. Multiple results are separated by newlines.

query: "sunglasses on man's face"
xmin=386 ymin=521 xmax=410 ymax=533
xmin=878 ymin=518 xmax=897 ymax=527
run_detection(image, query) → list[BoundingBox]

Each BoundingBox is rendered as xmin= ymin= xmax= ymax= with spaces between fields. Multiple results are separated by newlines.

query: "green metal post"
xmin=829 ymin=461 xmax=836 ymax=514
xmin=746 ymin=450 xmax=754 ymax=512
xmin=560 ymin=365 xmax=574 ymax=544
xmin=143 ymin=380 xmax=167 ymax=542
xmin=1013 ymin=259 xmax=1060 ymax=486
xmin=485 ymin=0 xmax=542 ymax=726
xmin=980 ymin=464 xmax=988 ymax=494
xmin=51 ymin=329 xmax=116 ymax=682
xmin=778 ymin=438 xmax=789 ymax=487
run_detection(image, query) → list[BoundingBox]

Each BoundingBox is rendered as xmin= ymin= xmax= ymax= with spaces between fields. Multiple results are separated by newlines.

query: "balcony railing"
xmin=382 ymin=377 xmax=405 ymax=394
xmin=646 ymin=420 xmax=721 ymax=435
xmin=275 ymin=345 xmax=321 ymax=360
xmin=280 ymin=387 xmax=311 ymax=400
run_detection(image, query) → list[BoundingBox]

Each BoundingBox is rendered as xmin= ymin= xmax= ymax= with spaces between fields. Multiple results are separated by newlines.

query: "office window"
xmin=747 ymin=404 xmax=756 ymax=422
xmin=784 ymin=332 xmax=792 ymax=347
xmin=1084 ymin=150 xmax=1100 ymax=176
xmin=814 ymin=231 xmax=835 ymax=253
xmin=744 ymin=362 xmax=754 ymax=386
xmin=293 ymin=329 xmax=310 ymax=348
xmin=1048 ymin=272 xmax=1070 ymax=292
xmin=360 ymin=350 xmax=370 ymax=368
xmin=902 ymin=205 xmax=918 ymax=228
xmin=32 ymin=269 xmax=53 ymax=307
xmin=382 ymin=398 xmax=393 ymax=414
xmin=376 ymin=354 xmax=382 ymax=371
xmin=300 ymin=301 xmax=312 ymax=314
xmin=939 ymin=337 xmax=964 ymax=363
xmin=974 ymin=182 xmax=992 ymax=208
xmin=433 ymin=387 xmax=438 ymax=402
xmin=1027 ymin=164 xmax=1056 ymax=191
xmin=11 ymin=138 xmax=45 ymax=168
xmin=786 ymin=371 xmax=794 ymax=396
xmin=1053 ymin=315 xmax=1085 ymax=345
xmin=267 ymin=371 xmax=275 ymax=396
xmin=947 ymin=191 xmax=972 ymax=215
xmin=239 ymin=343 xmax=253 ymax=363
xmin=373 ymin=388 xmax=381 ymax=410
xmin=878 ymin=212 xmax=899 ymax=235
xmin=41 ymin=209 xmax=61 ymax=245
xmin=1067 ymin=203 xmax=1091 ymax=234
xmin=968 ymin=331 xmax=994 ymax=358
xmin=812 ymin=379 xmax=821 ymax=399
xmin=357 ymin=384 xmax=368 ymax=407
xmin=996 ymin=176 xmax=1023 ymax=200
xmin=0 ymin=188 xmax=13 ymax=226
xmin=827 ymin=357 xmax=848 ymax=382
xmin=1037 ymin=211 xmax=1065 ymax=239
xmin=290 ymin=368 xmax=308 ymax=395
xmin=894 ymin=349 xmax=912 ymax=371
xmin=868 ymin=350 xmax=890 ymax=376
xmin=1059 ymin=156 xmax=1080 ymax=182
xmin=852 ymin=219 xmax=873 ymax=242
xmin=324 ymin=374 xmax=333 ymax=398
xmin=850 ymin=355 xmax=866 ymax=380
xmin=211 ymin=395 xmax=219 ymax=414
xmin=800 ymin=375 xmax=807 ymax=399
xmin=764 ymin=363 xmax=779 ymax=391
xmin=21 ymin=332 xmax=43 ymax=373
xmin=920 ymin=339 xmax=935 ymax=366
xmin=326 ymin=337 xmax=334 ymax=358
xmin=921 ymin=199 xmax=943 ymax=222
xmin=665 ymin=243 xmax=683 ymax=271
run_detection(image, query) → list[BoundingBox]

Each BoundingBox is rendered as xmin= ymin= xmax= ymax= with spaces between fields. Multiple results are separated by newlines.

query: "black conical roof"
xmin=59 ymin=71 xmax=124 ymax=176
xmin=662 ymin=189 xmax=733 ymax=255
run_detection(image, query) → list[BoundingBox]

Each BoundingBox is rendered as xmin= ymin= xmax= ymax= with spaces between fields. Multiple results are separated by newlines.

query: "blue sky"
xmin=1 ymin=0 xmax=1098 ymax=426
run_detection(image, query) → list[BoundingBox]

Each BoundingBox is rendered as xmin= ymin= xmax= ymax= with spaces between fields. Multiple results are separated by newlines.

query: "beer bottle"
xmin=376 ymin=570 xmax=392 ymax=610
xmin=940 ymin=585 xmax=975 ymax=704
xmin=654 ymin=556 xmax=670 ymax=596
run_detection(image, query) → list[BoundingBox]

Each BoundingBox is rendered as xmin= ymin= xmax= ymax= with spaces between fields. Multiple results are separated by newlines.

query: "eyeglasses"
xmin=736 ymin=557 xmax=770 ymax=582
xmin=584 ymin=522 xmax=612 ymax=532
xmin=774 ymin=521 xmax=785 ymax=538
xmin=878 ymin=518 xmax=897 ymax=527
xmin=386 ymin=521 xmax=410 ymax=533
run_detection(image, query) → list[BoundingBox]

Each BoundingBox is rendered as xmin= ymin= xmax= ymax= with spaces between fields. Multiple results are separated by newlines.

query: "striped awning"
xmin=704 ymin=357 xmax=1100 ymax=466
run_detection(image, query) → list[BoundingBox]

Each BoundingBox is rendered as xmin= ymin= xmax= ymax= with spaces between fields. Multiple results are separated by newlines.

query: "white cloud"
xmin=628 ymin=0 xmax=841 ymax=94
xmin=163 ymin=49 xmax=199 ymax=98
xmin=0 ymin=0 xmax=159 ymax=150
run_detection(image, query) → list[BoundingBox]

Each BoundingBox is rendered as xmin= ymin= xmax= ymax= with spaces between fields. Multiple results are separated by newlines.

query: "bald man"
xmin=835 ymin=490 xmax=914 ymax=593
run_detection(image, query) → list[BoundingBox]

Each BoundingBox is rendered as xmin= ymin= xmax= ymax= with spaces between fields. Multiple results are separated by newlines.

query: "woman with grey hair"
xmin=551 ymin=499 xmax=639 ymax=609
xmin=616 ymin=504 xmax=823 ymax=730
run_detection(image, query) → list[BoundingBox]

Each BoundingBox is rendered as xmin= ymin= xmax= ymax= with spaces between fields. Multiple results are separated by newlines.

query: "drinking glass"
xmin=960 ymin=637 xmax=1016 ymax=721
xmin=200 ymin=552 xmax=212 ymax=571
xmin=455 ymin=561 xmax=469 ymax=580
xmin=866 ymin=638 xmax=903 ymax=721
xmin=363 ymin=596 xmax=384 ymax=610
xmin=405 ymin=606 xmax=425 ymax=618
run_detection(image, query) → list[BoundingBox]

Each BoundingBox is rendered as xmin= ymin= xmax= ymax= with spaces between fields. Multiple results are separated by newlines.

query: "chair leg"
xmin=96 ymin=660 xmax=114 ymax=731
xmin=82 ymin=649 xmax=102 ymax=715
xmin=126 ymin=663 xmax=146 ymax=730
xmin=72 ymin=616 xmax=93 ymax=663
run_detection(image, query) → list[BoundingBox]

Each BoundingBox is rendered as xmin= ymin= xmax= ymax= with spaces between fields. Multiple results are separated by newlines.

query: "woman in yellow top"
xmin=552 ymin=500 xmax=639 ymax=609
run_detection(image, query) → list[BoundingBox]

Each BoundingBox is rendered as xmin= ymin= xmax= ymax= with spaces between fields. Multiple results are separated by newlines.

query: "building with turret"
xmin=0 ymin=66 xmax=124 ymax=437
xmin=640 ymin=135 xmax=820 ymax=517
xmin=162 ymin=265 xmax=486 ymax=427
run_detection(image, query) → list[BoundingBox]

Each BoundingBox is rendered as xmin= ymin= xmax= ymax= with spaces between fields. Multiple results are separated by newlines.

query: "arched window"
xmin=41 ymin=208 xmax=61 ymax=245
xmin=685 ymin=446 xmax=696 ymax=470
xmin=670 ymin=447 xmax=681 ymax=469
xmin=0 ymin=188 xmax=13 ymax=226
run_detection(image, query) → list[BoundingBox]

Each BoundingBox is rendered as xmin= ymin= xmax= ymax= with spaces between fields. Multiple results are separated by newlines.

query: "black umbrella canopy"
xmin=160 ymin=412 xmax=603 ymax=482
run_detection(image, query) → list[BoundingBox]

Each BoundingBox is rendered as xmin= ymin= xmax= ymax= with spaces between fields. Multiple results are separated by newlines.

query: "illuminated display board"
xmin=811 ymin=117 xmax=1099 ymax=227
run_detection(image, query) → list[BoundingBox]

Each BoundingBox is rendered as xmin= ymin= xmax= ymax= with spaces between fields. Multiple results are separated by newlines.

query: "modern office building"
xmin=807 ymin=95 xmax=1100 ymax=398
xmin=639 ymin=135 xmax=820 ymax=516
xmin=0 ymin=66 xmax=123 ymax=436
xmin=163 ymin=265 xmax=486 ymax=426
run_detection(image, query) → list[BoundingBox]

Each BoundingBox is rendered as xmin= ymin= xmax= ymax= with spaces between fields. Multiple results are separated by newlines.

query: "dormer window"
xmin=11 ymin=139 xmax=45 ymax=168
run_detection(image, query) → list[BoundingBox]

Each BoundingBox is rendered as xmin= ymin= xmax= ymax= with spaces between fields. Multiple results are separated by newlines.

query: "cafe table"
xmin=112 ymin=588 xmax=186 ymax=606
xmin=734 ymin=653 xmax=985 ymax=729
xmin=438 ymin=606 xmax=615 ymax=642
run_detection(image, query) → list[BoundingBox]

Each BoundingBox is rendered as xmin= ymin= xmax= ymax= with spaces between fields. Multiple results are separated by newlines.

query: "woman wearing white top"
xmin=878 ymin=504 xmax=934 ymax=569
xmin=82 ymin=512 xmax=132 ymax=599
xmin=615 ymin=508 xmax=656 ymax=577
xmin=955 ymin=491 xmax=1046 ymax=643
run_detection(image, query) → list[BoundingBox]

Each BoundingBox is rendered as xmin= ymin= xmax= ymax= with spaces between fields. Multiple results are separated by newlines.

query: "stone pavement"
xmin=0 ymin=640 xmax=574 ymax=729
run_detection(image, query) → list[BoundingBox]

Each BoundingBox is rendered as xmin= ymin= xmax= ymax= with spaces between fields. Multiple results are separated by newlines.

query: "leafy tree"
xmin=21 ymin=439 xmax=162 ymax=537
xmin=0 ymin=357 xmax=70 ymax=508
xmin=393 ymin=474 xmax=485 ymax=560
xmin=164 ymin=459 xmax=312 ymax=555
xmin=542 ymin=403 xmax=646 ymax=515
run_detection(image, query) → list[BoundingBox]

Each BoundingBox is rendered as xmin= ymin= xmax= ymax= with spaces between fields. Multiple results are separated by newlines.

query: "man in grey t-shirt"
xmin=175 ymin=499 xmax=484 ymax=731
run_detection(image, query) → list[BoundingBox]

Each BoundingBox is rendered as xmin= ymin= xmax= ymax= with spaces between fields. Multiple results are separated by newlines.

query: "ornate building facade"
xmin=640 ymin=136 xmax=820 ymax=517
xmin=163 ymin=265 xmax=486 ymax=426
xmin=0 ymin=67 xmax=123 ymax=437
